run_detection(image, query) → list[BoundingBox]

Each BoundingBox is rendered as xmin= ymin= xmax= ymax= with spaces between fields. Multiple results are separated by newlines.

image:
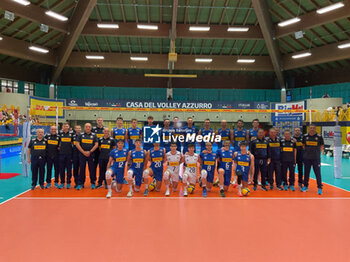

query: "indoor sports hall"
xmin=1 ymin=0 xmax=350 ymax=261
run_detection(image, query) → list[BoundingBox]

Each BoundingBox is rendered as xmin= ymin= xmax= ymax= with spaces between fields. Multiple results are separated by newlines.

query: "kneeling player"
xmin=164 ymin=143 xmax=184 ymax=196
xmin=126 ymin=139 xmax=146 ymax=197
xmin=143 ymin=143 xmax=166 ymax=196
xmin=217 ymin=140 xmax=234 ymax=197
xmin=182 ymin=144 xmax=199 ymax=197
xmin=105 ymin=140 xmax=128 ymax=198
xmin=199 ymin=142 xmax=216 ymax=197
xmin=233 ymin=142 xmax=255 ymax=197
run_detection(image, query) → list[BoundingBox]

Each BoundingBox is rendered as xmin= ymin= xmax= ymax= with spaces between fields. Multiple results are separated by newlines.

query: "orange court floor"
xmin=1 ymin=171 xmax=350 ymax=262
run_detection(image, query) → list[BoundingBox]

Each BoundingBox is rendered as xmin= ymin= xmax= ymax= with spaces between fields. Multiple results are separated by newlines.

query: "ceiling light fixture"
xmin=237 ymin=59 xmax=255 ymax=63
xmin=29 ymin=46 xmax=49 ymax=53
xmin=227 ymin=27 xmax=249 ymax=32
xmin=137 ymin=24 xmax=158 ymax=30
xmin=338 ymin=42 xmax=350 ymax=49
xmin=130 ymin=57 xmax=148 ymax=61
xmin=278 ymin=17 xmax=301 ymax=27
xmin=316 ymin=2 xmax=344 ymax=14
xmin=189 ymin=26 xmax=210 ymax=31
xmin=45 ymin=11 xmax=68 ymax=21
xmin=85 ymin=55 xmax=105 ymax=59
xmin=292 ymin=52 xmax=311 ymax=59
xmin=12 ymin=0 xmax=30 ymax=6
xmin=97 ymin=23 xmax=119 ymax=29
xmin=195 ymin=58 xmax=212 ymax=63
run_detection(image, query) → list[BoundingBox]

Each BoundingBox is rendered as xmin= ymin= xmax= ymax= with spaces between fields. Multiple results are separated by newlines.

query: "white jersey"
xmin=166 ymin=151 xmax=182 ymax=174
xmin=184 ymin=153 xmax=199 ymax=175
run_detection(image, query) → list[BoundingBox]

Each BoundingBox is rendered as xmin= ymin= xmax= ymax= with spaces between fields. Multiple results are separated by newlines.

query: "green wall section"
xmin=291 ymin=82 xmax=350 ymax=103
xmin=2 ymin=80 xmax=349 ymax=103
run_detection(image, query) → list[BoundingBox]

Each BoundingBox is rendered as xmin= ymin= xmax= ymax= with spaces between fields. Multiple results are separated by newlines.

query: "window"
xmin=24 ymin=82 xmax=35 ymax=95
xmin=1 ymin=79 xmax=18 ymax=93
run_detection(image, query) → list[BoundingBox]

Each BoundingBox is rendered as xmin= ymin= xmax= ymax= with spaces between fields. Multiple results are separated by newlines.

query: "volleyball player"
xmin=126 ymin=118 xmax=142 ymax=151
xmin=164 ymin=142 xmax=184 ymax=196
xmin=143 ymin=142 xmax=166 ymax=196
xmin=198 ymin=119 xmax=213 ymax=152
xmin=182 ymin=144 xmax=199 ymax=196
xmin=112 ymin=117 xmax=127 ymax=144
xmin=183 ymin=117 xmax=198 ymax=154
xmin=105 ymin=140 xmax=128 ymax=198
xmin=160 ymin=119 xmax=174 ymax=153
xmin=126 ymin=139 xmax=146 ymax=197
xmin=249 ymin=119 xmax=260 ymax=141
xmin=216 ymin=120 xmax=233 ymax=149
xmin=233 ymin=120 xmax=249 ymax=152
xmin=233 ymin=142 xmax=254 ymax=197
xmin=199 ymin=142 xmax=217 ymax=197
xmin=217 ymin=140 xmax=235 ymax=197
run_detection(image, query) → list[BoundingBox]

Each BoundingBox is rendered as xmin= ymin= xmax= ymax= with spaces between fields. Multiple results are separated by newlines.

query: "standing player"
xmin=217 ymin=140 xmax=235 ymax=197
xmin=28 ymin=129 xmax=46 ymax=190
xmin=233 ymin=120 xmax=249 ymax=152
xmin=97 ymin=128 xmax=116 ymax=188
xmin=126 ymin=139 xmax=147 ymax=197
xmin=92 ymin=117 xmax=105 ymax=174
xmin=45 ymin=125 xmax=60 ymax=188
xmin=112 ymin=117 xmax=127 ymax=145
xmin=143 ymin=116 xmax=156 ymax=151
xmin=58 ymin=122 xmax=74 ymax=188
xmin=164 ymin=142 xmax=184 ymax=196
xmin=293 ymin=127 xmax=304 ymax=188
xmin=199 ymin=142 xmax=217 ymax=197
xmin=143 ymin=143 xmax=166 ymax=196
xmin=161 ymin=119 xmax=174 ymax=153
xmin=198 ymin=119 xmax=213 ymax=152
xmin=233 ymin=142 xmax=254 ymax=196
xmin=267 ymin=128 xmax=282 ymax=190
xmin=216 ymin=120 xmax=232 ymax=149
xmin=250 ymin=129 xmax=268 ymax=191
xmin=280 ymin=130 xmax=296 ymax=191
xmin=105 ymin=140 xmax=128 ymax=198
xmin=182 ymin=144 xmax=199 ymax=196
xmin=249 ymin=119 xmax=260 ymax=141
xmin=172 ymin=116 xmax=183 ymax=152
xmin=75 ymin=123 xmax=99 ymax=190
xmin=72 ymin=125 xmax=82 ymax=188
xmin=302 ymin=124 xmax=324 ymax=195
xmin=126 ymin=118 xmax=142 ymax=151
xmin=183 ymin=117 xmax=198 ymax=154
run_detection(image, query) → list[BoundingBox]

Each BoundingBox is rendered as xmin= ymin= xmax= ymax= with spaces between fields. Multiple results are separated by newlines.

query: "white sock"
xmin=220 ymin=185 xmax=224 ymax=190
xmin=166 ymin=185 xmax=169 ymax=190
xmin=108 ymin=184 xmax=111 ymax=190
xmin=129 ymin=184 xmax=133 ymax=191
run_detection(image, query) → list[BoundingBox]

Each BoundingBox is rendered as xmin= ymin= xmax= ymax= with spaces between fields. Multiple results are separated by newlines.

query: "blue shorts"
xmin=242 ymin=172 xmax=249 ymax=182
xmin=151 ymin=167 xmax=163 ymax=182
xmin=205 ymin=169 xmax=215 ymax=183
xmin=110 ymin=165 xmax=125 ymax=184
xmin=223 ymin=170 xmax=232 ymax=186
xmin=130 ymin=168 xmax=143 ymax=186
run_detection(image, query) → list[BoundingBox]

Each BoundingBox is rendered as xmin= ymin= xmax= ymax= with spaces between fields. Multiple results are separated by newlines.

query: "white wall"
xmin=0 ymin=93 xmax=29 ymax=113
xmin=306 ymin=98 xmax=343 ymax=110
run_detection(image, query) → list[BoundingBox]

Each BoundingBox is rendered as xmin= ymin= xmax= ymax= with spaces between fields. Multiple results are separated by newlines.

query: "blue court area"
xmin=1 ymin=146 xmax=350 ymax=204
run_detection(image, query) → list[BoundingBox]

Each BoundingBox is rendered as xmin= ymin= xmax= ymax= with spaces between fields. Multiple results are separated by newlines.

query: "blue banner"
xmin=67 ymin=99 xmax=270 ymax=110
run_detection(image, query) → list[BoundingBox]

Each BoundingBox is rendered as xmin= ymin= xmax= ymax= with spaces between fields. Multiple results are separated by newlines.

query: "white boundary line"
xmin=0 ymin=189 xmax=31 ymax=206
xmin=15 ymin=197 xmax=350 ymax=200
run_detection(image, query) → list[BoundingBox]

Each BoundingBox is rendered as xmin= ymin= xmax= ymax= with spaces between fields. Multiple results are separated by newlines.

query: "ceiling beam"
xmin=66 ymin=52 xmax=274 ymax=71
xmin=252 ymin=0 xmax=285 ymax=88
xmin=82 ymin=22 xmax=263 ymax=40
xmin=283 ymin=40 xmax=350 ymax=70
xmin=0 ymin=35 xmax=55 ymax=65
xmin=51 ymin=0 xmax=97 ymax=84
xmin=0 ymin=0 xmax=68 ymax=33
xmin=276 ymin=0 xmax=350 ymax=38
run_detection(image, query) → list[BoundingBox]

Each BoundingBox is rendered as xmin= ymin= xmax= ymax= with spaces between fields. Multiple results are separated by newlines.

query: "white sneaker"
xmin=165 ymin=188 xmax=170 ymax=196
xmin=127 ymin=190 xmax=133 ymax=198
xmin=258 ymin=181 xmax=261 ymax=186
xmin=184 ymin=189 xmax=188 ymax=197
xmin=106 ymin=190 xmax=112 ymax=198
